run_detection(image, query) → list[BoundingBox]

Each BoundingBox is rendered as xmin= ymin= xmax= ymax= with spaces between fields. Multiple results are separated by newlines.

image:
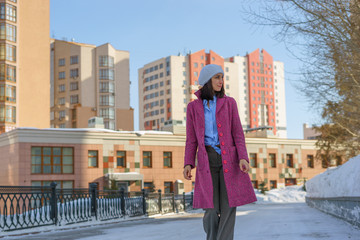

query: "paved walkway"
xmin=3 ymin=203 xmax=360 ymax=240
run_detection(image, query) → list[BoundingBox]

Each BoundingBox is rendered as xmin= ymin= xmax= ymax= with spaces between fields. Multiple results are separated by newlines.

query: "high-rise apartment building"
xmin=0 ymin=0 xmax=50 ymax=133
xmin=50 ymin=39 xmax=133 ymax=131
xmin=138 ymin=49 xmax=287 ymax=138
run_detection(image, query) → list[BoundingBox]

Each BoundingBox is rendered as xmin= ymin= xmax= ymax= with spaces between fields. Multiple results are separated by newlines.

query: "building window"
xmin=321 ymin=154 xmax=328 ymax=168
xmin=0 ymin=3 xmax=16 ymax=22
xmin=285 ymin=178 xmax=297 ymax=186
xmin=269 ymin=153 xmax=276 ymax=168
xmin=270 ymin=180 xmax=277 ymax=189
xmin=100 ymin=108 xmax=115 ymax=119
xmin=144 ymin=182 xmax=154 ymax=193
xmin=70 ymin=69 xmax=79 ymax=78
xmin=307 ymin=155 xmax=314 ymax=168
xmin=163 ymin=152 xmax=172 ymax=168
xmin=0 ymin=64 xmax=15 ymax=81
xmin=58 ymin=97 xmax=65 ymax=105
xmin=99 ymin=69 xmax=114 ymax=80
xmin=88 ymin=150 xmax=98 ymax=168
xmin=116 ymin=151 xmax=126 ymax=168
xmin=164 ymin=181 xmax=173 ymax=193
xmin=225 ymin=67 xmax=229 ymax=72
xmin=104 ymin=120 xmax=115 ymax=130
xmin=70 ymin=82 xmax=78 ymax=91
xmin=31 ymin=147 xmax=74 ymax=174
xmin=99 ymin=56 xmax=114 ymax=67
xmin=99 ymin=95 xmax=114 ymax=106
xmin=286 ymin=154 xmax=294 ymax=168
xmin=0 ymin=105 xmax=15 ymax=122
xmin=59 ymin=123 xmax=65 ymax=128
xmin=58 ymin=71 xmax=65 ymax=79
xmin=58 ymin=84 xmax=65 ymax=92
xmin=99 ymin=82 xmax=114 ymax=93
xmin=336 ymin=156 xmax=342 ymax=166
xmin=251 ymin=180 xmax=258 ymax=189
xmin=70 ymin=55 xmax=78 ymax=65
xmin=249 ymin=153 xmax=257 ymax=168
xmin=0 ymin=43 xmax=16 ymax=61
xmin=0 ymin=84 xmax=15 ymax=103
xmin=143 ymin=151 xmax=152 ymax=168
xmin=194 ymin=62 xmax=198 ymax=68
xmin=58 ymin=58 xmax=65 ymax=66
xmin=70 ymin=95 xmax=78 ymax=104
xmin=0 ymin=23 xmax=16 ymax=42
xmin=32 ymin=180 xmax=73 ymax=189
xmin=5 ymin=64 xmax=15 ymax=82
xmin=59 ymin=110 xmax=65 ymax=119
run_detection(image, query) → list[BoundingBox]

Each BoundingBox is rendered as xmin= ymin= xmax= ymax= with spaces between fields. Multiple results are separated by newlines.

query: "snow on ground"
xmin=306 ymin=154 xmax=360 ymax=198
xmin=255 ymin=185 xmax=306 ymax=204
xmin=6 ymin=203 xmax=359 ymax=240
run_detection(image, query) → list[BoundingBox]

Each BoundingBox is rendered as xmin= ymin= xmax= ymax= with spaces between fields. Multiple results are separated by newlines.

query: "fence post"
xmin=183 ymin=192 xmax=186 ymax=212
xmin=191 ymin=192 xmax=194 ymax=209
xmin=50 ymin=182 xmax=58 ymax=225
xmin=172 ymin=192 xmax=175 ymax=213
xmin=158 ymin=189 xmax=162 ymax=214
xmin=120 ymin=188 xmax=125 ymax=217
xmin=90 ymin=183 xmax=97 ymax=219
xmin=142 ymin=189 xmax=147 ymax=216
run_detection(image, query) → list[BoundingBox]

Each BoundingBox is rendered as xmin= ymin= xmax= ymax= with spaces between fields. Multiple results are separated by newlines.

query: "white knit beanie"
xmin=198 ymin=64 xmax=224 ymax=86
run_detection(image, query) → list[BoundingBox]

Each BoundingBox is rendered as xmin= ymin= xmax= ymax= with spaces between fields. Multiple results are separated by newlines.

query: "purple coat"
xmin=184 ymin=89 xmax=257 ymax=208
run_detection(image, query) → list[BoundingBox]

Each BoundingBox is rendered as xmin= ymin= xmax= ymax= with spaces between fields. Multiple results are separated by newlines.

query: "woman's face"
xmin=211 ymin=73 xmax=224 ymax=92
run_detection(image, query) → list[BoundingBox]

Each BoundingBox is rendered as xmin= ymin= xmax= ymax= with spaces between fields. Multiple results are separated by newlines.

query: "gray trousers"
xmin=203 ymin=146 xmax=236 ymax=240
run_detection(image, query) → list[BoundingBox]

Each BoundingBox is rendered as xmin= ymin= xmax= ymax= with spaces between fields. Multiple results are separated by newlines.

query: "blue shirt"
xmin=203 ymin=96 xmax=221 ymax=155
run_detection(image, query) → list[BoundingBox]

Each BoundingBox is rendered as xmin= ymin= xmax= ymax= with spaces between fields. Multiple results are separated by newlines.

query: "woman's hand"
xmin=239 ymin=159 xmax=250 ymax=173
xmin=183 ymin=165 xmax=192 ymax=180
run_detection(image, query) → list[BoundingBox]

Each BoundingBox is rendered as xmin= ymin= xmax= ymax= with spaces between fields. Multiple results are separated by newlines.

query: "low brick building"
xmin=0 ymin=128 xmax=328 ymax=193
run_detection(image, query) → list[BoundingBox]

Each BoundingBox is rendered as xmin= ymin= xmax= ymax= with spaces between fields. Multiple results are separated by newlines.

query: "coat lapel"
xmin=194 ymin=90 xmax=205 ymax=139
xmin=216 ymin=95 xmax=226 ymax=116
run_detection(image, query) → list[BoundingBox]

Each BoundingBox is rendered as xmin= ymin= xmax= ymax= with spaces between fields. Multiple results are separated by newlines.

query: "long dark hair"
xmin=200 ymin=79 xmax=225 ymax=101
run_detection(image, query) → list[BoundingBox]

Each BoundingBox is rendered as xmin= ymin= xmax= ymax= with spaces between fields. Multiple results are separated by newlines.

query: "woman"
xmin=183 ymin=64 xmax=257 ymax=240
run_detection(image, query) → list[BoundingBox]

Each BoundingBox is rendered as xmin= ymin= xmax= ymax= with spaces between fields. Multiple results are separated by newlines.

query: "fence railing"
xmin=0 ymin=183 xmax=194 ymax=231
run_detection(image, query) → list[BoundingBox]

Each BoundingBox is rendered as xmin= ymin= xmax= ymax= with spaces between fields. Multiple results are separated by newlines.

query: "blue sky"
xmin=50 ymin=0 xmax=319 ymax=139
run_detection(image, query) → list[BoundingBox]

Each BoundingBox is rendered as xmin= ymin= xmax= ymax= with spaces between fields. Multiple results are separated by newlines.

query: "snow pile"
xmin=254 ymin=185 xmax=306 ymax=204
xmin=306 ymin=155 xmax=360 ymax=198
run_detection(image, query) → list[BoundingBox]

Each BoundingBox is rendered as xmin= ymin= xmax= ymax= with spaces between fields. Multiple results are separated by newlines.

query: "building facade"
xmin=0 ymin=128 xmax=328 ymax=193
xmin=0 ymin=0 xmax=50 ymax=134
xmin=138 ymin=49 xmax=286 ymax=138
xmin=50 ymin=39 xmax=133 ymax=131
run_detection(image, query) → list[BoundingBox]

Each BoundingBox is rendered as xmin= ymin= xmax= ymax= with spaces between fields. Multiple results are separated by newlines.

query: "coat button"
xmin=219 ymin=132 xmax=223 ymax=137
xmin=222 ymin=150 xmax=226 ymax=155
xmin=221 ymin=142 xmax=225 ymax=146
xmin=223 ymin=160 xmax=227 ymax=164
xmin=224 ymin=169 xmax=229 ymax=173
xmin=217 ymin=123 xmax=221 ymax=128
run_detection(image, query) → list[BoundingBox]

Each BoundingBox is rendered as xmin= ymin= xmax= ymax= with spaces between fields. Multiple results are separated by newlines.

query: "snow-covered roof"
xmin=14 ymin=127 xmax=173 ymax=136
xmin=105 ymin=172 xmax=144 ymax=181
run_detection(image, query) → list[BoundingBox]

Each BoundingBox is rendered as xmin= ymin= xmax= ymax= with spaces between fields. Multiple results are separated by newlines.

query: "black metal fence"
xmin=0 ymin=183 xmax=194 ymax=231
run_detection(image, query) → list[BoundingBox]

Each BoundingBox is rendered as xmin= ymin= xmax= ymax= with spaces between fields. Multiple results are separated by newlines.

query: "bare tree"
xmin=243 ymin=0 xmax=360 ymax=160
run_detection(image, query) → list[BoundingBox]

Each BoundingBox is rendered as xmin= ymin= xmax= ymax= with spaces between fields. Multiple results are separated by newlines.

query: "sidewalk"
xmin=3 ymin=203 xmax=360 ymax=240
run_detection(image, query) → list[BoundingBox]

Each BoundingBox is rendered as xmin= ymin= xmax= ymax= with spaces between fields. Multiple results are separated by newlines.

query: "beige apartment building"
xmin=138 ymin=49 xmax=287 ymax=138
xmin=0 ymin=127 xmax=330 ymax=192
xmin=0 ymin=0 xmax=50 ymax=134
xmin=50 ymin=39 xmax=133 ymax=131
